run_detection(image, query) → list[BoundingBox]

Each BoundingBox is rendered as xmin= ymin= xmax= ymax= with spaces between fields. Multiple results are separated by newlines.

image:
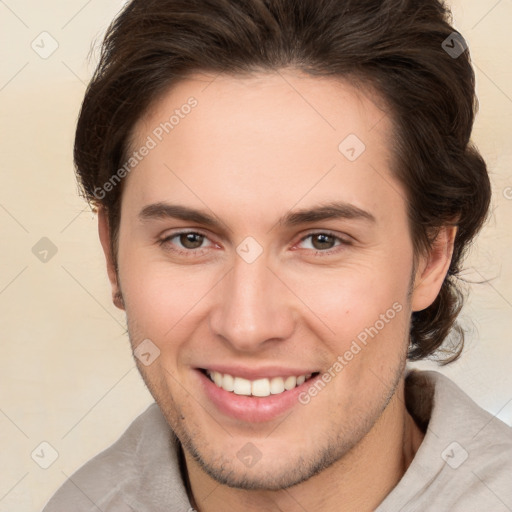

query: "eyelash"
xmin=158 ymin=230 xmax=351 ymax=258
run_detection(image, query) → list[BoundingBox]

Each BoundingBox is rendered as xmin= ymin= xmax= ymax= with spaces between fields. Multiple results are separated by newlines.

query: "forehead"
xmin=134 ymin=70 xmax=391 ymax=152
xmin=123 ymin=70 xmax=403 ymax=228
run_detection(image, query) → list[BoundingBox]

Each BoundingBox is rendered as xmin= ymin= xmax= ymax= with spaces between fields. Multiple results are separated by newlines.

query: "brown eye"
xmin=296 ymin=231 xmax=349 ymax=256
xmin=159 ymin=231 xmax=212 ymax=257
xmin=310 ymin=233 xmax=336 ymax=250
xmin=179 ymin=232 xmax=205 ymax=249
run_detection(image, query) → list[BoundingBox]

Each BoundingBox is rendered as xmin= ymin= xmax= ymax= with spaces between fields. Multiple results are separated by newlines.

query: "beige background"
xmin=0 ymin=1 xmax=511 ymax=510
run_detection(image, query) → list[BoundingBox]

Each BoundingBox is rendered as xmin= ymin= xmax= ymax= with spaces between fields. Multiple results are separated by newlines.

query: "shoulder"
xmin=42 ymin=403 xmax=192 ymax=512
xmin=416 ymin=369 xmax=512 ymax=455
xmin=379 ymin=370 xmax=512 ymax=512
xmin=426 ymin=370 xmax=512 ymax=509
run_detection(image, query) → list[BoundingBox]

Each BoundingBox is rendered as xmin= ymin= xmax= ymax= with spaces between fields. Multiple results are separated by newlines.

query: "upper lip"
xmin=198 ymin=365 xmax=319 ymax=380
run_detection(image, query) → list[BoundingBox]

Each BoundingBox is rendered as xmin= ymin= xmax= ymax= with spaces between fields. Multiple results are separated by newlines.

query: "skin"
xmin=98 ymin=70 xmax=456 ymax=511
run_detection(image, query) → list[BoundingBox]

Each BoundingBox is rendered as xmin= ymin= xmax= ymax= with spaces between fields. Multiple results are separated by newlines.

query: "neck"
xmin=183 ymin=378 xmax=425 ymax=512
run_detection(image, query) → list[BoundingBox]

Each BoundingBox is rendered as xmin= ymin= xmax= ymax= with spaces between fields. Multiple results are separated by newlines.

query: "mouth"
xmin=196 ymin=368 xmax=322 ymax=423
xmin=201 ymin=369 xmax=320 ymax=397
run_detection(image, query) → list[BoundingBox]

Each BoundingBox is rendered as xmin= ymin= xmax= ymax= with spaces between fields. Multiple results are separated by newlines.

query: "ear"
xmin=98 ymin=207 xmax=125 ymax=310
xmin=411 ymin=225 xmax=457 ymax=312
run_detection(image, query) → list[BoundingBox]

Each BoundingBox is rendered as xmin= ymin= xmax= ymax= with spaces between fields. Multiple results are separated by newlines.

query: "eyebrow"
xmin=138 ymin=201 xmax=376 ymax=230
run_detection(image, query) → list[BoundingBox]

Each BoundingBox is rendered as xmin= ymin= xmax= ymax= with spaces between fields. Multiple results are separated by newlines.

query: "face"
xmin=100 ymin=70 xmax=445 ymax=490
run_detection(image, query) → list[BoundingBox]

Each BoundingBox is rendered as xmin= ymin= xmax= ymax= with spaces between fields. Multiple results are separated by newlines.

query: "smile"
xmin=196 ymin=367 xmax=323 ymax=422
xmin=204 ymin=369 xmax=319 ymax=397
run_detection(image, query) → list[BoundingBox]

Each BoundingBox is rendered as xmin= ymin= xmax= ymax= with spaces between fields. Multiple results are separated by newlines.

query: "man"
xmin=43 ymin=0 xmax=512 ymax=511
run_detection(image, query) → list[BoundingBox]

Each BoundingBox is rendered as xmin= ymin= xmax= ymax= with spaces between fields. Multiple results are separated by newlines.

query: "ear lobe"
xmin=411 ymin=225 xmax=457 ymax=312
xmin=98 ymin=207 xmax=125 ymax=311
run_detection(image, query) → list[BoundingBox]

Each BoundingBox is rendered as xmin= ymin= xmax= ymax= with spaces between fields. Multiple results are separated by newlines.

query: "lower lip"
xmin=195 ymin=369 xmax=320 ymax=423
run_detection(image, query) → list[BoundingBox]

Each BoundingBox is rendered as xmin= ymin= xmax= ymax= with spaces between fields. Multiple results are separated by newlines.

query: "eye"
xmin=159 ymin=231 xmax=214 ymax=257
xmin=296 ymin=231 xmax=350 ymax=255
xmin=158 ymin=230 xmax=351 ymax=258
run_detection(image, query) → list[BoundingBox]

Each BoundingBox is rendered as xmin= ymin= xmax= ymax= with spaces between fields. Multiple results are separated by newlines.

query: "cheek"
xmin=118 ymin=250 xmax=216 ymax=344
xmin=290 ymin=264 xmax=412 ymax=395
xmin=118 ymin=228 xmax=413 ymax=356
xmin=289 ymin=260 xmax=411 ymax=341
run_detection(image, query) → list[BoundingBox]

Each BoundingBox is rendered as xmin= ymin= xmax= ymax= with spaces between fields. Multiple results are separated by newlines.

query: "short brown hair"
xmin=74 ymin=0 xmax=491 ymax=363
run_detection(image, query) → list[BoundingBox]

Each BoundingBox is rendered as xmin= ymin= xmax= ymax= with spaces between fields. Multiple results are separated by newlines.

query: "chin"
xmin=175 ymin=416 xmax=367 ymax=491
xmin=186 ymin=441 xmax=344 ymax=491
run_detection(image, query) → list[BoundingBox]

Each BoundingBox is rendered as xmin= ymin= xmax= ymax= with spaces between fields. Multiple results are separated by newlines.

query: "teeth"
xmin=269 ymin=377 xmax=285 ymax=394
xmin=284 ymin=376 xmax=297 ymax=390
xmin=213 ymin=371 xmax=223 ymax=387
xmin=251 ymin=378 xmax=270 ymax=397
xmin=223 ymin=373 xmax=235 ymax=392
xmin=233 ymin=377 xmax=251 ymax=396
xmin=206 ymin=370 xmax=312 ymax=397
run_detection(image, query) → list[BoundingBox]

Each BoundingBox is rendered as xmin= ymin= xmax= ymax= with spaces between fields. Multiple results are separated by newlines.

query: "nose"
xmin=209 ymin=250 xmax=296 ymax=353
